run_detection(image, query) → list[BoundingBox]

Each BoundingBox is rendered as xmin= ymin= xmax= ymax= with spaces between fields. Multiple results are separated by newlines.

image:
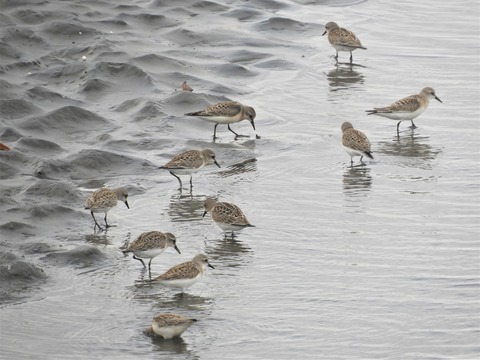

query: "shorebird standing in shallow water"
xmin=366 ymin=87 xmax=442 ymax=133
xmin=341 ymin=122 xmax=373 ymax=166
xmin=152 ymin=254 xmax=214 ymax=293
xmin=203 ymin=197 xmax=255 ymax=237
xmin=185 ymin=101 xmax=256 ymax=139
xmin=159 ymin=149 xmax=220 ymax=190
xmin=122 ymin=231 xmax=181 ymax=272
xmin=145 ymin=313 xmax=197 ymax=339
xmin=322 ymin=21 xmax=367 ymax=64
xmin=84 ymin=187 xmax=129 ymax=230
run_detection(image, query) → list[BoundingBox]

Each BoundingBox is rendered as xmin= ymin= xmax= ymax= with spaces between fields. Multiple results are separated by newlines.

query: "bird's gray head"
xmin=202 ymin=149 xmax=221 ymax=168
xmin=114 ymin=187 xmax=129 ymax=208
xmin=341 ymin=121 xmax=354 ymax=133
xmin=323 ymin=21 xmax=339 ymax=36
xmin=422 ymin=87 xmax=442 ymax=103
xmin=166 ymin=233 xmax=181 ymax=254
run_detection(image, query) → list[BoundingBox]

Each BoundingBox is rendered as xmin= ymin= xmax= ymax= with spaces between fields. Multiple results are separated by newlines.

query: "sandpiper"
xmin=203 ymin=197 xmax=254 ymax=237
xmin=159 ymin=149 xmax=220 ymax=190
xmin=84 ymin=187 xmax=129 ymax=230
xmin=122 ymin=231 xmax=181 ymax=271
xmin=341 ymin=122 xmax=373 ymax=166
xmin=152 ymin=254 xmax=214 ymax=292
xmin=185 ymin=101 xmax=256 ymax=139
xmin=145 ymin=313 xmax=197 ymax=339
xmin=366 ymin=87 xmax=442 ymax=133
xmin=322 ymin=21 xmax=366 ymax=63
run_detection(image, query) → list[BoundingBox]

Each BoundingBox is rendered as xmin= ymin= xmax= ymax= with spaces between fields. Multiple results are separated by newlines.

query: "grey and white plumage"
xmin=84 ymin=187 xmax=129 ymax=230
xmin=322 ymin=21 xmax=366 ymax=63
xmin=366 ymin=87 xmax=442 ymax=133
xmin=122 ymin=231 xmax=181 ymax=271
xmin=145 ymin=313 xmax=197 ymax=339
xmin=341 ymin=122 xmax=373 ymax=166
xmin=203 ymin=197 xmax=254 ymax=236
xmin=159 ymin=149 xmax=220 ymax=190
xmin=152 ymin=254 xmax=214 ymax=292
xmin=185 ymin=101 xmax=256 ymax=139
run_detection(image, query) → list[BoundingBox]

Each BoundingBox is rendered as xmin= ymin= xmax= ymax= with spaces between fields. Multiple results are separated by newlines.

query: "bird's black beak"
xmin=202 ymin=211 xmax=207 ymax=217
xmin=322 ymin=30 xmax=327 ymax=36
xmin=435 ymin=95 xmax=442 ymax=103
xmin=208 ymin=263 xmax=215 ymax=269
xmin=174 ymin=245 xmax=181 ymax=254
xmin=214 ymin=160 xmax=221 ymax=168
xmin=124 ymin=200 xmax=130 ymax=209
xmin=250 ymin=119 xmax=256 ymax=131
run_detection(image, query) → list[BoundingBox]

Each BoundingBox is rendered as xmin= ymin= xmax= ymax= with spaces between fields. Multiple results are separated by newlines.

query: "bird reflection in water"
xmin=167 ymin=192 xmax=206 ymax=223
xmin=376 ymin=132 xmax=441 ymax=168
xmin=217 ymin=157 xmax=257 ymax=178
xmin=342 ymin=165 xmax=372 ymax=196
xmin=326 ymin=63 xmax=365 ymax=91
xmin=148 ymin=334 xmax=191 ymax=355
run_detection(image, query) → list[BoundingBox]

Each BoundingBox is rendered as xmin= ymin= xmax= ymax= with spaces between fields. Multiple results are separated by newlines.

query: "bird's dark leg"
xmin=350 ymin=158 xmax=354 ymax=167
xmin=350 ymin=52 xmax=353 ymax=64
xmin=91 ymin=211 xmax=104 ymax=230
xmin=148 ymin=258 xmax=153 ymax=272
xmin=189 ymin=175 xmax=193 ymax=191
xmin=213 ymin=124 xmax=218 ymax=139
xmin=104 ymin=213 xmax=111 ymax=228
xmin=170 ymin=171 xmax=183 ymax=189
xmin=360 ymin=155 xmax=365 ymax=164
xmin=227 ymin=125 xmax=241 ymax=138
xmin=133 ymin=255 xmax=146 ymax=268
xmin=411 ymin=120 xmax=417 ymax=129
xmin=396 ymin=121 xmax=401 ymax=134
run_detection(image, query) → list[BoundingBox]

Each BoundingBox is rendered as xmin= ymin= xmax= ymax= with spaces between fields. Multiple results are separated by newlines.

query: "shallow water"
xmin=1 ymin=0 xmax=479 ymax=359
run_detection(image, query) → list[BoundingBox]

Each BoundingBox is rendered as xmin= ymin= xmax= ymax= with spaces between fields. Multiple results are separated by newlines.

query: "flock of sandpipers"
xmin=84 ymin=21 xmax=442 ymax=339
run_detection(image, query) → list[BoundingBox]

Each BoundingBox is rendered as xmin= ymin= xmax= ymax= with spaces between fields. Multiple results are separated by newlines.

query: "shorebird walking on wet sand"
xmin=145 ymin=313 xmax=197 ymax=339
xmin=159 ymin=149 xmax=220 ymax=190
xmin=84 ymin=187 xmax=129 ymax=230
xmin=185 ymin=101 xmax=256 ymax=139
xmin=366 ymin=87 xmax=442 ymax=133
xmin=203 ymin=197 xmax=255 ymax=237
xmin=341 ymin=122 xmax=373 ymax=166
xmin=152 ymin=254 xmax=214 ymax=293
xmin=122 ymin=231 xmax=181 ymax=272
xmin=322 ymin=21 xmax=367 ymax=64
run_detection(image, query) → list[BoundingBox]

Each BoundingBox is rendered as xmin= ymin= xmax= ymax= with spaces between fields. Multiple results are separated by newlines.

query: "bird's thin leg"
xmin=350 ymin=158 xmax=354 ymax=167
xmin=411 ymin=120 xmax=417 ymax=129
xmin=360 ymin=155 xmax=365 ymax=164
xmin=189 ymin=175 xmax=193 ymax=190
xmin=133 ymin=255 xmax=146 ymax=268
xmin=396 ymin=121 xmax=401 ymax=134
xmin=104 ymin=213 xmax=110 ymax=228
xmin=213 ymin=124 xmax=218 ymax=139
xmin=170 ymin=171 xmax=183 ymax=189
xmin=91 ymin=211 xmax=104 ymax=230
xmin=227 ymin=125 xmax=241 ymax=138
xmin=148 ymin=258 xmax=153 ymax=272
xmin=350 ymin=52 xmax=353 ymax=63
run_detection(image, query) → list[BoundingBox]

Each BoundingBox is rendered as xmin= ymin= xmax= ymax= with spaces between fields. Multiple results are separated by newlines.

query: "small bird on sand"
xmin=341 ymin=122 xmax=373 ymax=166
xmin=203 ymin=197 xmax=255 ymax=237
xmin=159 ymin=149 xmax=220 ymax=190
xmin=366 ymin=87 xmax=442 ymax=133
xmin=122 ymin=231 xmax=181 ymax=272
xmin=322 ymin=21 xmax=366 ymax=63
xmin=84 ymin=187 xmax=129 ymax=230
xmin=145 ymin=313 xmax=197 ymax=339
xmin=152 ymin=254 xmax=214 ymax=292
xmin=185 ymin=101 xmax=256 ymax=139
